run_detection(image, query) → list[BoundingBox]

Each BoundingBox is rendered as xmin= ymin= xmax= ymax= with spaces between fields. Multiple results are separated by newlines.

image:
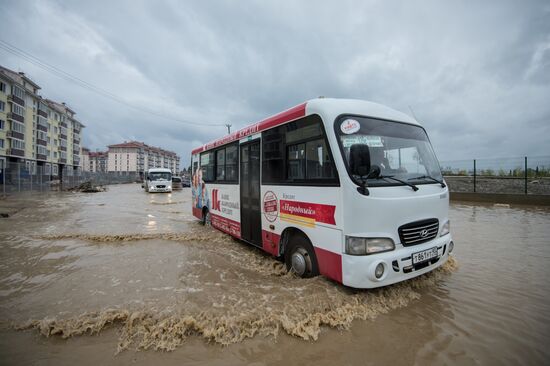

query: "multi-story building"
xmin=81 ymin=147 xmax=90 ymax=171
xmin=107 ymin=141 xmax=180 ymax=177
xmin=44 ymin=99 xmax=84 ymax=177
xmin=0 ymin=65 xmax=84 ymax=179
xmin=81 ymin=148 xmax=108 ymax=173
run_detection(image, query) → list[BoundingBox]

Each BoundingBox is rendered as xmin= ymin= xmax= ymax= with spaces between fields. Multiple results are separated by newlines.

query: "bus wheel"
xmin=202 ymin=209 xmax=211 ymax=226
xmin=285 ymin=235 xmax=319 ymax=278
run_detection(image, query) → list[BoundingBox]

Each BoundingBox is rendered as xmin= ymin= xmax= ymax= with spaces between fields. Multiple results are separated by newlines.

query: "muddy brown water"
xmin=0 ymin=185 xmax=549 ymax=365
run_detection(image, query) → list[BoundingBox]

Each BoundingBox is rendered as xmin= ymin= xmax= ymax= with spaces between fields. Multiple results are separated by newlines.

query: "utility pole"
xmin=225 ymin=123 xmax=232 ymax=134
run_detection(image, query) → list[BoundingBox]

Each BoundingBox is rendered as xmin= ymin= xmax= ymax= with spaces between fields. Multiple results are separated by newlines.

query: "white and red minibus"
xmin=191 ymin=98 xmax=453 ymax=288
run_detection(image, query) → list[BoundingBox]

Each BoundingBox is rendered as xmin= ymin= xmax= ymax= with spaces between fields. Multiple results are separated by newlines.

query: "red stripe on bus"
xmin=191 ymin=102 xmax=307 ymax=155
xmin=314 ymin=247 xmax=343 ymax=283
xmin=210 ymin=212 xmax=241 ymax=238
xmin=192 ymin=207 xmax=202 ymax=220
xmin=280 ymin=200 xmax=336 ymax=225
xmin=262 ymin=230 xmax=281 ymax=256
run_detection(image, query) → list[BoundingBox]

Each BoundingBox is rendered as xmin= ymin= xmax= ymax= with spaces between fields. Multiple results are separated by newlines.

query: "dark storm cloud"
xmin=1 ymin=0 xmax=549 ymax=165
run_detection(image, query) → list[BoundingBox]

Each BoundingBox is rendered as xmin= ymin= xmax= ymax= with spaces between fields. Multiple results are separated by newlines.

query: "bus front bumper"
xmin=341 ymin=235 xmax=453 ymax=289
xmin=149 ymin=186 xmax=172 ymax=193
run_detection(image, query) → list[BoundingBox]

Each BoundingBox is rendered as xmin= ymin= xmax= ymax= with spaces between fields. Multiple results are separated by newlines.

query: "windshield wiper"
xmin=375 ymin=175 xmax=419 ymax=191
xmin=408 ymin=175 xmax=446 ymax=188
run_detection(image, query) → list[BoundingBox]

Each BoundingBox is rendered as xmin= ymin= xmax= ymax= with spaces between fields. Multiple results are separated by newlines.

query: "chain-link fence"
xmin=440 ymin=156 xmax=550 ymax=195
xmin=0 ymin=160 xmax=140 ymax=195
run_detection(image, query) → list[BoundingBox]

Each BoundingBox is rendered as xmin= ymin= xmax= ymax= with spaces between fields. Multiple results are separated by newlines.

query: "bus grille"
xmin=398 ymin=219 xmax=439 ymax=246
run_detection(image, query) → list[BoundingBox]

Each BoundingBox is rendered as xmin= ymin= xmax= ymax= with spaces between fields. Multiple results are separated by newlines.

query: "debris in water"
xmin=68 ymin=181 xmax=107 ymax=193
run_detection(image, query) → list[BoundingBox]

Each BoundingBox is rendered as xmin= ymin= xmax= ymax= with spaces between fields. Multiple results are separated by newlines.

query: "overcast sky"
xmin=1 ymin=0 xmax=549 ymax=166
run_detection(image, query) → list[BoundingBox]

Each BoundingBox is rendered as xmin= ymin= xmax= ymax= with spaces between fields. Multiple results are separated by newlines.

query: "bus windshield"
xmin=149 ymin=172 xmax=171 ymax=181
xmin=336 ymin=116 xmax=442 ymax=187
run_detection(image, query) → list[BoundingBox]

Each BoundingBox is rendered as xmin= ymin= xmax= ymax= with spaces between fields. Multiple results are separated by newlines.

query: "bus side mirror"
xmin=350 ymin=144 xmax=371 ymax=178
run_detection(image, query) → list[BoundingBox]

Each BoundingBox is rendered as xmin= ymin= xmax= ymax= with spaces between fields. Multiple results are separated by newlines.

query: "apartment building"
xmin=107 ymin=141 xmax=180 ymax=176
xmin=0 ymin=65 xmax=84 ymax=178
xmin=81 ymin=148 xmax=108 ymax=173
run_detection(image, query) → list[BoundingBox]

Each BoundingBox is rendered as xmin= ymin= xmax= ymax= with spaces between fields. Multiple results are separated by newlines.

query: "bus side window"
xmin=225 ymin=143 xmax=238 ymax=182
xmin=200 ymin=151 xmax=215 ymax=182
xmin=216 ymin=149 xmax=225 ymax=180
xmin=262 ymin=127 xmax=285 ymax=183
xmin=287 ymin=143 xmax=306 ymax=180
xmin=306 ymin=139 xmax=336 ymax=179
xmin=262 ymin=114 xmax=339 ymax=185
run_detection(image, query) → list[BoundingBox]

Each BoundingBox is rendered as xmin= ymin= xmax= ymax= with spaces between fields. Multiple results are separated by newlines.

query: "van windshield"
xmin=149 ymin=172 xmax=171 ymax=181
xmin=335 ymin=116 xmax=442 ymax=187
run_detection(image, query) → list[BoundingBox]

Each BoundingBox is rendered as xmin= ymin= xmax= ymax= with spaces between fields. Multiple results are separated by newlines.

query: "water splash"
xmin=14 ymin=258 xmax=458 ymax=353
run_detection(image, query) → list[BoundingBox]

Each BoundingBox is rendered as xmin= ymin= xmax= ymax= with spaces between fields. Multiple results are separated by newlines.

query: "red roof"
xmin=191 ymin=102 xmax=306 ymax=155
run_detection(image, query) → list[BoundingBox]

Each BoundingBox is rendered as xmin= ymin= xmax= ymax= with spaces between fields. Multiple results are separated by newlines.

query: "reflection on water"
xmin=0 ymin=185 xmax=549 ymax=365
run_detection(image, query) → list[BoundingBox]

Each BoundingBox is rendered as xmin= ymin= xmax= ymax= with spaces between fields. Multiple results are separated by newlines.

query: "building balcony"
xmin=6 ymin=130 xmax=25 ymax=140
xmin=59 ymin=146 xmax=67 ymax=152
xmin=59 ymin=158 xmax=67 ymax=164
xmin=37 ymin=138 xmax=47 ymax=146
xmin=37 ymin=124 xmax=48 ymax=132
xmin=73 ymin=137 xmax=80 ymax=145
xmin=60 ymin=122 xmax=68 ymax=128
xmin=7 ymin=112 xmax=24 ymax=123
xmin=7 ymin=94 xmax=25 ymax=107
xmin=38 ymin=109 xmax=48 ymax=118
xmin=60 ymin=133 xmax=67 ymax=140
xmin=73 ymin=149 xmax=80 ymax=155
xmin=37 ymin=154 xmax=48 ymax=161
xmin=7 ymin=148 xmax=25 ymax=157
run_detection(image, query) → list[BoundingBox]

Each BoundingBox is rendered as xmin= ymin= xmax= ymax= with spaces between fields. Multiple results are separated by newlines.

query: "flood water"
xmin=0 ymin=184 xmax=549 ymax=365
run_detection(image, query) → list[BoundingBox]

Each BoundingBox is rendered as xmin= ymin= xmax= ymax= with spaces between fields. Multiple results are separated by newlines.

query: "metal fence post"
xmin=18 ymin=163 xmax=21 ymax=192
xmin=525 ymin=156 xmax=527 ymax=194
xmin=30 ymin=164 xmax=33 ymax=191
xmin=473 ymin=159 xmax=476 ymax=193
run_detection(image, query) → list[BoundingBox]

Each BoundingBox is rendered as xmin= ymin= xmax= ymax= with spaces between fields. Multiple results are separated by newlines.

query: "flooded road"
xmin=0 ymin=185 xmax=549 ymax=365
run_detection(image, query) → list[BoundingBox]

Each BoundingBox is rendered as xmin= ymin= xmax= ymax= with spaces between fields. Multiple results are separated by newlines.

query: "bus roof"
xmin=191 ymin=98 xmax=418 ymax=155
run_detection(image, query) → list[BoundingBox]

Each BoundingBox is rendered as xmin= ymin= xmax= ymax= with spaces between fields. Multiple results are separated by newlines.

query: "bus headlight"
xmin=345 ymin=237 xmax=395 ymax=255
xmin=440 ymin=220 xmax=450 ymax=236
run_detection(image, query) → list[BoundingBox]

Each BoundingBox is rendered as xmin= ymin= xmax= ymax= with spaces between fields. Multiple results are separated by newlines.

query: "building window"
xmin=12 ymin=85 xmax=25 ymax=99
xmin=12 ymin=121 xmax=25 ymax=133
xmin=0 ymin=139 xmax=4 ymax=148
xmin=0 ymin=101 xmax=4 ymax=111
xmin=0 ymin=82 xmax=6 ymax=93
xmin=11 ymin=138 xmax=25 ymax=150
xmin=0 ymin=120 xmax=4 ymax=129
xmin=12 ymin=103 xmax=24 ymax=116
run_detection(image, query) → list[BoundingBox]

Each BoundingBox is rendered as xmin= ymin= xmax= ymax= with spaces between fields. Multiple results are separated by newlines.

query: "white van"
xmin=144 ymin=168 xmax=172 ymax=193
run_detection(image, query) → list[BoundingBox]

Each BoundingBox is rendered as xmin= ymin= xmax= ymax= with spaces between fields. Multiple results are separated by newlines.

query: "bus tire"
xmin=285 ymin=235 xmax=319 ymax=278
xmin=201 ymin=208 xmax=211 ymax=226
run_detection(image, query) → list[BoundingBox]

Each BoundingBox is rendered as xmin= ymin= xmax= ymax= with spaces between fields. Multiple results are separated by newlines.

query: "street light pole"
xmin=225 ymin=124 xmax=232 ymax=134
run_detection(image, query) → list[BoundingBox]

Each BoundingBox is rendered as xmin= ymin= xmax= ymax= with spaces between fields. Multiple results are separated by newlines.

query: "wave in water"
xmin=14 ymin=257 xmax=458 ymax=353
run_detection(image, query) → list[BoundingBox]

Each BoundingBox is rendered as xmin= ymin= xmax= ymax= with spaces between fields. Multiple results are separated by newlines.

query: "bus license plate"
xmin=412 ymin=247 xmax=438 ymax=265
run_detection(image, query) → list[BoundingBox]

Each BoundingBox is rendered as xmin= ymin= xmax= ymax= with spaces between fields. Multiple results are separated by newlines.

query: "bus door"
xmin=240 ymin=140 xmax=262 ymax=246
